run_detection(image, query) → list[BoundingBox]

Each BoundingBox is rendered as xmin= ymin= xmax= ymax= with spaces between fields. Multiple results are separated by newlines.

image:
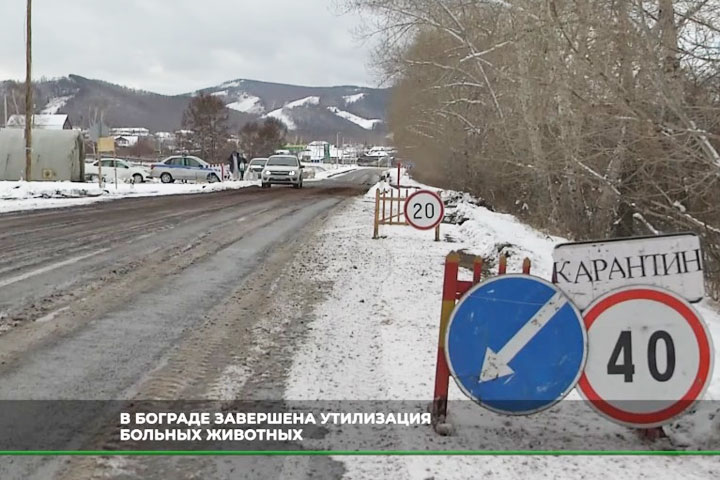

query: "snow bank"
xmin=0 ymin=180 xmax=259 ymax=213
xmin=305 ymin=164 xmax=359 ymax=182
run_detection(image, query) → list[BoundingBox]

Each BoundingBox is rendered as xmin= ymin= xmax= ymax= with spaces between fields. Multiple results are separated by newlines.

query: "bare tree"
xmin=349 ymin=0 xmax=720 ymax=296
xmin=181 ymin=94 xmax=230 ymax=163
xmin=239 ymin=118 xmax=288 ymax=159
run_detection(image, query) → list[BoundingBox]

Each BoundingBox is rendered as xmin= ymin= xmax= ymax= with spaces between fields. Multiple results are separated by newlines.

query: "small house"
xmin=6 ymin=114 xmax=72 ymax=130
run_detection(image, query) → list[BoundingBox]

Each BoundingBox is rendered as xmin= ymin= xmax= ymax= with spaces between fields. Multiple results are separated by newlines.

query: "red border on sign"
xmin=578 ymin=288 xmax=712 ymax=426
xmin=403 ymin=190 xmax=445 ymax=231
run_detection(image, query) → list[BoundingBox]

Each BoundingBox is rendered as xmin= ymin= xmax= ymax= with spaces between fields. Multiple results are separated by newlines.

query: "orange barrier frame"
xmin=431 ymin=252 xmax=531 ymax=433
xmin=373 ymin=188 xmax=440 ymax=241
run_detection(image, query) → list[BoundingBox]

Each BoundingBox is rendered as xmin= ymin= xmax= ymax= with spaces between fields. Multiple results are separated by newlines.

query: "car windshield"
xmin=266 ymin=156 xmax=298 ymax=167
xmin=249 ymin=159 xmax=267 ymax=167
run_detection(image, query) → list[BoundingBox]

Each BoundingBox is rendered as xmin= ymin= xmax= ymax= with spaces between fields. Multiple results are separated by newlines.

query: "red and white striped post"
xmin=431 ymin=252 xmax=531 ymax=434
xmin=431 ymin=252 xmax=460 ymax=428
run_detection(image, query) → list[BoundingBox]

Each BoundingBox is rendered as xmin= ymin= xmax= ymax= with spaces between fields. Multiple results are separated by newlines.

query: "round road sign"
xmin=445 ymin=274 xmax=587 ymax=415
xmin=578 ymin=285 xmax=714 ymax=428
xmin=404 ymin=190 xmax=444 ymax=230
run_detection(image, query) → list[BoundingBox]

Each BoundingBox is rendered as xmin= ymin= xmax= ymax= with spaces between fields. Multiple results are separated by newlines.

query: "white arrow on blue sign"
xmin=445 ymin=274 xmax=587 ymax=415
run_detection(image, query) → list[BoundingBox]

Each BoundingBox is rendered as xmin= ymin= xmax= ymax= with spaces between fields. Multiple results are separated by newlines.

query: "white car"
xmin=261 ymin=155 xmax=304 ymax=188
xmin=150 ymin=155 xmax=227 ymax=183
xmin=244 ymin=158 xmax=268 ymax=180
xmin=85 ymin=158 xmax=151 ymax=183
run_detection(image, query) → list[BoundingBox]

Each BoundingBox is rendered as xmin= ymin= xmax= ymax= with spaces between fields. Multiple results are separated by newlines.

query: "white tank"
xmin=0 ymin=128 xmax=85 ymax=181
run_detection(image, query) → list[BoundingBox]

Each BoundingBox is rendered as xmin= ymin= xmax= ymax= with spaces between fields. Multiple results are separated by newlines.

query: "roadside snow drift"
xmin=0 ymin=180 xmax=259 ymax=213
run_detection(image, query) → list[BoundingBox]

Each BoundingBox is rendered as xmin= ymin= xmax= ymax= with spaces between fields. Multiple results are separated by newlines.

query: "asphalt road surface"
xmin=0 ymin=168 xmax=382 ymax=479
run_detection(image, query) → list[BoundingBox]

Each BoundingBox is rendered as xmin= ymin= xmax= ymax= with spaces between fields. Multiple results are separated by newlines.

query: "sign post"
xmin=578 ymin=285 xmax=714 ymax=428
xmin=89 ymin=122 xmax=110 ymax=188
xmin=372 ymin=188 xmax=443 ymax=241
xmin=97 ymin=136 xmax=116 ymax=189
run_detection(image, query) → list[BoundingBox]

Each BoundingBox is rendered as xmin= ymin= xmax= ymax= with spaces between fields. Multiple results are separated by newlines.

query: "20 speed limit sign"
xmin=578 ymin=286 xmax=714 ymax=427
xmin=404 ymin=190 xmax=445 ymax=230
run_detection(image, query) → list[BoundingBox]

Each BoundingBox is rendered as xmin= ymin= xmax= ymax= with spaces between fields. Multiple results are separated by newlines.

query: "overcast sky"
xmin=0 ymin=0 xmax=376 ymax=95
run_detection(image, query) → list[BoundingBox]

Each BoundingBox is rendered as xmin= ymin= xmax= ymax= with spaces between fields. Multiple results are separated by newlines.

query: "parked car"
xmin=84 ymin=158 xmax=151 ymax=183
xmin=150 ymin=155 xmax=225 ymax=183
xmin=261 ymin=155 xmax=304 ymax=189
xmin=244 ymin=158 xmax=268 ymax=180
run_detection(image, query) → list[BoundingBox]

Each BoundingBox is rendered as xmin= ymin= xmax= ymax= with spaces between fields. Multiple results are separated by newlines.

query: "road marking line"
xmin=0 ymin=248 xmax=111 ymax=289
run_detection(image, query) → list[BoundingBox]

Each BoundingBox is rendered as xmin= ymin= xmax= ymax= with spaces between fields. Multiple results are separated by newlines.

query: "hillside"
xmin=0 ymin=75 xmax=390 ymax=143
xmin=195 ymin=78 xmax=390 ymax=142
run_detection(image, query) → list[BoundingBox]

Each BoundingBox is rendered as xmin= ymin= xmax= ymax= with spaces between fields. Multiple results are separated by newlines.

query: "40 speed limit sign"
xmin=404 ymin=190 xmax=445 ymax=230
xmin=578 ymin=286 xmax=714 ymax=428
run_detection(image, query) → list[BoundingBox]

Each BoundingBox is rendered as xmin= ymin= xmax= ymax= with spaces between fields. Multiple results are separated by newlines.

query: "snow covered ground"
xmin=304 ymin=163 xmax=360 ymax=181
xmin=0 ymin=179 xmax=259 ymax=213
xmin=285 ymin=171 xmax=720 ymax=478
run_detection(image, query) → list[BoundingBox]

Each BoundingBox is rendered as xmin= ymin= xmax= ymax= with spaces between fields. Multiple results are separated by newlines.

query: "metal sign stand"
xmin=430 ymin=252 xmax=531 ymax=435
xmin=373 ymin=188 xmax=441 ymax=241
xmin=97 ymin=136 xmax=116 ymax=189
xmin=552 ymin=233 xmax=708 ymax=441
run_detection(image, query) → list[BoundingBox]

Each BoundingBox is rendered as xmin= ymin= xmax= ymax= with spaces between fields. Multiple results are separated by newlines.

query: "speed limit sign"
xmin=578 ymin=286 xmax=714 ymax=428
xmin=404 ymin=190 xmax=445 ymax=230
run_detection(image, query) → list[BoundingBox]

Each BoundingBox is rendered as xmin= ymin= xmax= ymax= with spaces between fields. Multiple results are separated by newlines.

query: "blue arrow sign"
xmin=445 ymin=274 xmax=587 ymax=415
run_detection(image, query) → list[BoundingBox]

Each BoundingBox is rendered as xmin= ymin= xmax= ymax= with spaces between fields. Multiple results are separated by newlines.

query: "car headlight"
xmin=289 ymin=170 xmax=296 ymax=176
xmin=263 ymin=171 xmax=270 ymax=176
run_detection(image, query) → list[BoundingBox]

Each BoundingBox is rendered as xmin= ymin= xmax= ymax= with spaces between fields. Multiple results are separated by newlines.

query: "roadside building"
xmin=114 ymin=135 xmax=139 ymax=148
xmin=110 ymin=127 xmax=150 ymax=137
xmin=155 ymin=131 xmax=177 ymax=153
xmin=6 ymin=114 xmax=72 ymax=130
xmin=305 ymin=141 xmax=340 ymax=163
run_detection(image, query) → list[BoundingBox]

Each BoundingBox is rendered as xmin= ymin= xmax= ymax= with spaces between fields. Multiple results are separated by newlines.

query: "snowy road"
xmin=0 ymin=168 xmax=717 ymax=479
xmin=0 ymin=168 xmax=381 ymax=479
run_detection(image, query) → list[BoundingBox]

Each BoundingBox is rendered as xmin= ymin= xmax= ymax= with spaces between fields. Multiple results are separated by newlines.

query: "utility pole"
xmin=25 ymin=0 xmax=33 ymax=180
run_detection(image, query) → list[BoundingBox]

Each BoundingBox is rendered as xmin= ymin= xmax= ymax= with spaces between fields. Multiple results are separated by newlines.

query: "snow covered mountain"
xmin=195 ymin=78 xmax=390 ymax=141
xmin=0 ymin=75 xmax=390 ymax=142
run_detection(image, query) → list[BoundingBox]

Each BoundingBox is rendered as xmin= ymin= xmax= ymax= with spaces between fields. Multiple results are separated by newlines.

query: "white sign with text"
xmin=552 ymin=233 xmax=704 ymax=310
